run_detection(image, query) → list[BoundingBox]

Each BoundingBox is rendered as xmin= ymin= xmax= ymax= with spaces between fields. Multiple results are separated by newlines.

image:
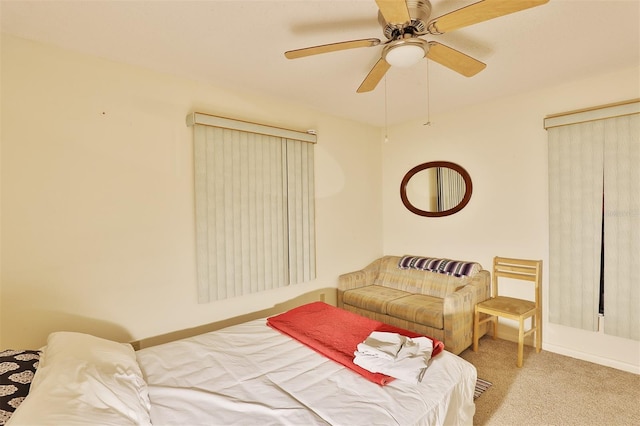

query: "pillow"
xmin=398 ymin=255 xmax=481 ymax=277
xmin=0 ymin=349 xmax=40 ymax=425
xmin=7 ymin=332 xmax=151 ymax=425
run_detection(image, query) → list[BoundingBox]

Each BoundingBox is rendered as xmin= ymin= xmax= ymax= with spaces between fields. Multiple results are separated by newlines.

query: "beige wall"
xmin=2 ymin=33 xmax=638 ymax=374
xmin=382 ymin=66 xmax=640 ymax=373
xmin=0 ymin=35 xmax=383 ymax=348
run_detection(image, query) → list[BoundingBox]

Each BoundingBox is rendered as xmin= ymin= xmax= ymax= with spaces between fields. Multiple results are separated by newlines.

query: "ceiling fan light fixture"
xmin=384 ymin=42 xmax=426 ymax=68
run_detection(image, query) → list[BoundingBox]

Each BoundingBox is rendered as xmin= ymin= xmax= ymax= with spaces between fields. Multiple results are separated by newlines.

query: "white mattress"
xmin=136 ymin=318 xmax=476 ymax=426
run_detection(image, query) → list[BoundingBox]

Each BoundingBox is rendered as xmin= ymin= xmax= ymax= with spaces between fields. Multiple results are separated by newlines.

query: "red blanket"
xmin=266 ymin=301 xmax=444 ymax=386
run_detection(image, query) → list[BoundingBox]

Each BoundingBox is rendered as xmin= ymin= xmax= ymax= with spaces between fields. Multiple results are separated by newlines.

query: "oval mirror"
xmin=400 ymin=161 xmax=472 ymax=217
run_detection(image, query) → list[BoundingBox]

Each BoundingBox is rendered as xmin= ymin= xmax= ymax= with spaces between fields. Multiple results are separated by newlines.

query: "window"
xmin=546 ymin=100 xmax=639 ymax=340
xmin=187 ymin=113 xmax=316 ymax=302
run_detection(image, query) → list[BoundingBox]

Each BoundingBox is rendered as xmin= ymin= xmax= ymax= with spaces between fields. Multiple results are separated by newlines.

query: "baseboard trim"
xmin=544 ymin=343 xmax=640 ymax=375
xmin=493 ymin=325 xmax=639 ymax=374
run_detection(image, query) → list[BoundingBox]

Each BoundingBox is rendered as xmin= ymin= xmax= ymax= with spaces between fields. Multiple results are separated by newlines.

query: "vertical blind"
xmin=602 ymin=115 xmax=639 ymax=340
xmin=546 ymin=100 xmax=639 ymax=340
xmin=547 ymin=121 xmax=604 ymax=331
xmin=437 ymin=167 xmax=466 ymax=211
xmin=187 ymin=113 xmax=316 ymax=303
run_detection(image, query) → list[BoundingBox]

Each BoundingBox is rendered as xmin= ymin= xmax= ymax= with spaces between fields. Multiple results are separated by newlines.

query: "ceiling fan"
xmin=284 ymin=0 xmax=549 ymax=93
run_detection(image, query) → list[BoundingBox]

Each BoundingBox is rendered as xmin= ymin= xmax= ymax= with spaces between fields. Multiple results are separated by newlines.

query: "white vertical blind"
xmin=548 ymin=121 xmax=604 ymax=331
xmin=603 ymin=115 xmax=640 ymax=340
xmin=547 ymin=100 xmax=639 ymax=340
xmin=437 ymin=167 xmax=466 ymax=211
xmin=286 ymin=139 xmax=316 ymax=284
xmin=190 ymin=113 xmax=316 ymax=303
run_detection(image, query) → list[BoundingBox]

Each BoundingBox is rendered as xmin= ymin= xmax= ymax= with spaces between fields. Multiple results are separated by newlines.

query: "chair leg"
xmin=517 ymin=317 xmax=525 ymax=368
xmin=473 ymin=308 xmax=480 ymax=352
xmin=535 ymin=312 xmax=542 ymax=353
xmin=491 ymin=317 xmax=497 ymax=340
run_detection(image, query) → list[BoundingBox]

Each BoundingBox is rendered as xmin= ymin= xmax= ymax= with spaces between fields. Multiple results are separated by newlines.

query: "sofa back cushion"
xmin=373 ymin=255 xmax=482 ymax=299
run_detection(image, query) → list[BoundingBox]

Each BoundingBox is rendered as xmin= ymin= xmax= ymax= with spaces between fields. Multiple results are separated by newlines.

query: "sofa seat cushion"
xmin=386 ymin=294 xmax=444 ymax=329
xmin=342 ymin=285 xmax=412 ymax=314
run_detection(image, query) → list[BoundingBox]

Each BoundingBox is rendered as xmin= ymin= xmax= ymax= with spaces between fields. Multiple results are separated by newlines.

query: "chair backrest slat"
xmin=495 ymin=270 xmax=536 ymax=281
xmin=491 ymin=256 xmax=542 ymax=301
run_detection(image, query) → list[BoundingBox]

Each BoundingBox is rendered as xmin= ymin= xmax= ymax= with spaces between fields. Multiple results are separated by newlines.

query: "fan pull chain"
xmin=424 ymin=60 xmax=432 ymax=126
xmin=384 ymin=76 xmax=389 ymax=143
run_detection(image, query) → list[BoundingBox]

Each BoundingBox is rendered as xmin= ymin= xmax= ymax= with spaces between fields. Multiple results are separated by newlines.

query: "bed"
xmin=5 ymin=302 xmax=476 ymax=426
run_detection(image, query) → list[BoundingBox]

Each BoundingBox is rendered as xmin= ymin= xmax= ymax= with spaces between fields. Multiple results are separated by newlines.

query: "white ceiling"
xmin=1 ymin=0 xmax=639 ymax=127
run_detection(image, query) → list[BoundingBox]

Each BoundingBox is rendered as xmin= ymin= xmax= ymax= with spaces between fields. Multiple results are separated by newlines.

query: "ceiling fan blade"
xmin=426 ymin=42 xmax=486 ymax=77
xmin=357 ymin=58 xmax=391 ymax=93
xmin=375 ymin=0 xmax=411 ymax=25
xmin=428 ymin=0 xmax=549 ymax=34
xmin=285 ymin=38 xmax=381 ymax=59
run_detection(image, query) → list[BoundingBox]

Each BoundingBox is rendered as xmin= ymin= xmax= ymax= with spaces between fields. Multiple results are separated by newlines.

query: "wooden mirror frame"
xmin=400 ymin=161 xmax=473 ymax=217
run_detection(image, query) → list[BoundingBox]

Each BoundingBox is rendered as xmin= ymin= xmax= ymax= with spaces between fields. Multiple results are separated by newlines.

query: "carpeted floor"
xmin=460 ymin=336 xmax=640 ymax=426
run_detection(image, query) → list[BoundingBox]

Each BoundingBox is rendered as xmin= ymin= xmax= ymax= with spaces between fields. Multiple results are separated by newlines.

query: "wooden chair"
xmin=473 ymin=257 xmax=542 ymax=367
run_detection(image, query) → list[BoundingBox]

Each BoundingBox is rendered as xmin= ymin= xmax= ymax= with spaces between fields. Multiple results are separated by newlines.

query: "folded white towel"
xmin=356 ymin=331 xmax=408 ymax=360
xmin=353 ymin=332 xmax=435 ymax=383
xmin=353 ymin=353 xmax=428 ymax=383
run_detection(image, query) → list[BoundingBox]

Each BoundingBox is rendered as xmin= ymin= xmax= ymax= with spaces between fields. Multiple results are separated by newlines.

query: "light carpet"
xmin=461 ymin=336 xmax=640 ymax=426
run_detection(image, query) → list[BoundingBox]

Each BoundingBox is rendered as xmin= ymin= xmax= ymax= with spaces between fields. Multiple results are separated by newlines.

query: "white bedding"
xmin=136 ymin=318 xmax=477 ymax=426
xmin=8 ymin=332 xmax=152 ymax=426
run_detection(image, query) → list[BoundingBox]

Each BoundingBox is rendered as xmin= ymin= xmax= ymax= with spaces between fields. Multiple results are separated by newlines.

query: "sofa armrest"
xmin=337 ymin=258 xmax=382 ymax=307
xmin=442 ymin=270 xmax=491 ymax=354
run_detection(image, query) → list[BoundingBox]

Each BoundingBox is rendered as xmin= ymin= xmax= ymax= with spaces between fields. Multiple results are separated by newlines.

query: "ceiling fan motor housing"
xmin=378 ymin=0 xmax=432 ymax=39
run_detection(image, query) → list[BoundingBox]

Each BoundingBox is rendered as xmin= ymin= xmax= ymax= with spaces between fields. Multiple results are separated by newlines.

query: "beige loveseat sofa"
xmin=338 ymin=255 xmax=491 ymax=355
